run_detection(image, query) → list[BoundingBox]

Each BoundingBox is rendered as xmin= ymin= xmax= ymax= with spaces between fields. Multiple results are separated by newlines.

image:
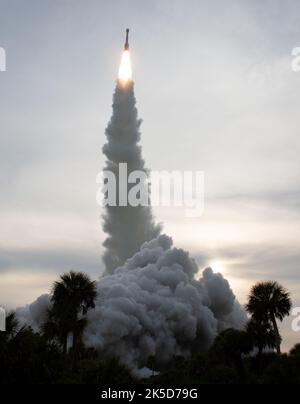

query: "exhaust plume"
xmin=86 ymin=235 xmax=247 ymax=368
xmin=102 ymin=78 xmax=161 ymax=273
xmin=16 ymin=294 xmax=50 ymax=331
xmin=15 ymin=42 xmax=247 ymax=373
xmin=17 ymin=237 xmax=246 ymax=371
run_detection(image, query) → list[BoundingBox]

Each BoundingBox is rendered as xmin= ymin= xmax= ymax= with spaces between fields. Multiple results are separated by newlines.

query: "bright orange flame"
xmin=118 ymin=50 xmax=132 ymax=83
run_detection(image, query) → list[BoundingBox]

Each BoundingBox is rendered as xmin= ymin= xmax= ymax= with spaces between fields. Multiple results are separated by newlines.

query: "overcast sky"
xmin=0 ymin=0 xmax=300 ymax=350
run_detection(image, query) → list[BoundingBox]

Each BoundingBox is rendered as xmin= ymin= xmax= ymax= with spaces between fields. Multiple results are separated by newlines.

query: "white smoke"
xmin=16 ymin=294 xmax=50 ymax=331
xmin=102 ymin=81 xmax=161 ymax=273
xmin=84 ymin=235 xmax=247 ymax=368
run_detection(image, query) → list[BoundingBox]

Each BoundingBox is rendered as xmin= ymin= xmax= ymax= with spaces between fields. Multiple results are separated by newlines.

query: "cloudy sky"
xmin=1 ymin=0 xmax=300 ymax=350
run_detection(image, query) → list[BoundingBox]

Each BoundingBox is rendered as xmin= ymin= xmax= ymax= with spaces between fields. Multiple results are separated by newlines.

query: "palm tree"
xmin=0 ymin=312 xmax=28 ymax=382
xmin=2 ymin=311 xmax=19 ymax=339
xmin=42 ymin=307 xmax=70 ymax=354
xmin=246 ymin=318 xmax=277 ymax=356
xmin=0 ymin=311 xmax=19 ymax=354
xmin=246 ymin=281 xmax=292 ymax=354
xmin=43 ymin=271 xmax=97 ymax=353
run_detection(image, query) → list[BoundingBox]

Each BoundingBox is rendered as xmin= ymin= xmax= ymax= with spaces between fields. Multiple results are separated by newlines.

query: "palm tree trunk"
xmin=271 ymin=313 xmax=281 ymax=355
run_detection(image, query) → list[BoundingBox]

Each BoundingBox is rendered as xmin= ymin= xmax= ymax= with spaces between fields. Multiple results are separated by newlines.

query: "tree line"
xmin=0 ymin=271 xmax=298 ymax=384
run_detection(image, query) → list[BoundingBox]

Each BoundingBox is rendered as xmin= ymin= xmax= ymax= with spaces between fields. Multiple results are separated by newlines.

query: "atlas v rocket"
xmin=124 ymin=28 xmax=129 ymax=50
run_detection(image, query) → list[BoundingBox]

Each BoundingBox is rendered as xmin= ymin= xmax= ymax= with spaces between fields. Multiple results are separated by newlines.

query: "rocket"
xmin=124 ymin=28 xmax=129 ymax=50
xmin=118 ymin=28 xmax=132 ymax=82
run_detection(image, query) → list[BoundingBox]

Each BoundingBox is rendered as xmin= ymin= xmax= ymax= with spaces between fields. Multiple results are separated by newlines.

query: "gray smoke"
xmin=16 ymin=294 xmax=50 ymax=331
xmin=15 ymin=77 xmax=247 ymax=372
xmin=84 ymin=235 xmax=247 ymax=368
xmin=17 ymin=236 xmax=247 ymax=370
xmin=102 ymin=80 xmax=161 ymax=273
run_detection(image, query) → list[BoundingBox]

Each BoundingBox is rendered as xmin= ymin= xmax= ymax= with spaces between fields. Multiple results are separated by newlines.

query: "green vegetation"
xmin=0 ymin=274 xmax=297 ymax=384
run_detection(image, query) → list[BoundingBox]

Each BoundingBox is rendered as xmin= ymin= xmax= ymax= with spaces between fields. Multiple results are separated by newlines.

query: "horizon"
xmin=1 ymin=0 xmax=300 ymax=353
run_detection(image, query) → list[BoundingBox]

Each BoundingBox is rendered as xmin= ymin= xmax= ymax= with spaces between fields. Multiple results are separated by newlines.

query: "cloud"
xmin=210 ymin=190 xmax=300 ymax=212
xmin=0 ymin=0 xmax=299 ymax=351
xmin=0 ymin=247 xmax=102 ymax=274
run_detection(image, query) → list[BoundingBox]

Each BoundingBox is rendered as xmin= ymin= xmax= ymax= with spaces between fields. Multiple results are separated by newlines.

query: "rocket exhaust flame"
xmin=118 ymin=50 xmax=132 ymax=83
xmin=118 ymin=29 xmax=132 ymax=84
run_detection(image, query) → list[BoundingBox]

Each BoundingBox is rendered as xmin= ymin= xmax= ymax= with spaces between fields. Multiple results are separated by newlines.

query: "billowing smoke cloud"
xmin=15 ymin=76 xmax=247 ymax=372
xmin=102 ymin=81 xmax=161 ymax=273
xmin=84 ymin=235 xmax=247 ymax=368
xmin=16 ymin=294 xmax=50 ymax=331
xmin=16 ymin=236 xmax=247 ymax=370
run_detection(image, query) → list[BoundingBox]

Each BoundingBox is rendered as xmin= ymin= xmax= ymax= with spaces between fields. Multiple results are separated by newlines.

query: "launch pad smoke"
xmin=85 ymin=235 xmax=246 ymax=367
xmin=18 ymin=235 xmax=246 ymax=369
xmin=16 ymin=47 xmax=247 ymax=371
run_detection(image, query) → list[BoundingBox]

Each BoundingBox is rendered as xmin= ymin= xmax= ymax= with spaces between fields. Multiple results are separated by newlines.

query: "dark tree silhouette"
xmin=289 ymin=344 xmax=300 ymax=357
xmin=246 ymin=281 xmax=291 ymax=354
xmin=246 ymin=318 xmax=277 ymax=356
xmin=210 ymin=328 xmax=253 ymax=380
xmin=0 ymin=311 xmax=21 ymax=363
xmin=43 ymin=271 xmax=97 ymax=353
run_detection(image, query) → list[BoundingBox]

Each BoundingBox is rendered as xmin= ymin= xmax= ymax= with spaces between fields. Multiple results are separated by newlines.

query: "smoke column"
xmin=16 ymin=41 xmax=247 ymax=373
xmin=102 ymin=79 xmax=161 ymax=273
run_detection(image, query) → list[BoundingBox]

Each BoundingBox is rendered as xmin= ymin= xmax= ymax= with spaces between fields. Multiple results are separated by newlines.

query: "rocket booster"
xmin=124 ymin=28 xmax=129 ymax=50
